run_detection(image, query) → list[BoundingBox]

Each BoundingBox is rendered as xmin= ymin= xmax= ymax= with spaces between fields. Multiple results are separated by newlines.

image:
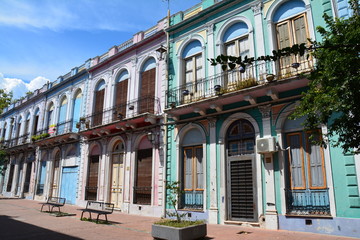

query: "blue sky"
xmin=0 ymin=0 xmax=201 ymax=99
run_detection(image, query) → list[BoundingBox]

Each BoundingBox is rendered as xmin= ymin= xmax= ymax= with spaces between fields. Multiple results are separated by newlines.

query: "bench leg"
xmin=80 ymin=211 xmax=84 ymax=220
xmin=105 ymin=214 xmax=108 ymax=223
xmin=96 ymin=214 xmax=100 ymax=223
xmin=48 ymin=205 xmax=51 ymax=212
xmin=40 ymin=204 xmax=45 ymax=212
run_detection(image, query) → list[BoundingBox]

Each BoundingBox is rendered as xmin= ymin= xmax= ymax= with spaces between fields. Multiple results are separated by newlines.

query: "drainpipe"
xmin=162 ymin=7 xmax=171 ymax=218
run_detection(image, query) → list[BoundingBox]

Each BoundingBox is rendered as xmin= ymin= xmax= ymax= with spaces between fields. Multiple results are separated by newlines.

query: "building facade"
xmin=164 ymin=0 xmax=360 ymax=238
xmin=0 ymin=0 xmax=359 ymax=238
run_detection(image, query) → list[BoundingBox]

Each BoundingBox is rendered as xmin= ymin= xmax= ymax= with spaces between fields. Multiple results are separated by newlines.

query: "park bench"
xmin=80 ymin=201 xmax=114 ymax=223
xmin=40 ymin=197 xmax=66 ymax=213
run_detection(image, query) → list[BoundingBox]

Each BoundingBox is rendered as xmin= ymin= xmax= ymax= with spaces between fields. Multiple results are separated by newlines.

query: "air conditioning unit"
xmin=256 ymin=137 xmax=277 ymax=153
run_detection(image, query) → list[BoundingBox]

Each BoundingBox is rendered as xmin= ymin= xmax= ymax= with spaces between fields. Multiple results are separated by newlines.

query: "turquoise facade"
xmin=165 ymin=0 xmax=360 ymax=238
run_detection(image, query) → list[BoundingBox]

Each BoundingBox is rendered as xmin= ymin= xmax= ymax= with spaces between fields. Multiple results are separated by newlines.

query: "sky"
xmin=0 ymin=0 xmax=201 ymax=99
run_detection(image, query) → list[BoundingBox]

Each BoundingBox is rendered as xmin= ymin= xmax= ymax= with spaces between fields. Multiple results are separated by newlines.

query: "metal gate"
xmin=60 ymin=166 xmax=78 ymax=204
xmin=228 ymin=159 xmax=256 ymax=221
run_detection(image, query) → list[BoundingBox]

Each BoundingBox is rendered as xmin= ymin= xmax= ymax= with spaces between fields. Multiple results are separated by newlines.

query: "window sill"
xmin=285 ymin=214 xmax=332 ymax=219
xmin=178 ymin=209 xmax=204 ymax=213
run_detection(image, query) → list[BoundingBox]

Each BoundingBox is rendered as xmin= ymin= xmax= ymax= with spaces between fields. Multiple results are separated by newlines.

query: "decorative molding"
xmin=251 ymin=2 xmax=263 ymax=15
xmin=259 ymin=104 xmax=271 ymax=118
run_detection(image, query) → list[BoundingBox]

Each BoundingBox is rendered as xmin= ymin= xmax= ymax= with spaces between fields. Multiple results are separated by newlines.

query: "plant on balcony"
xmin=0 ymin=149 xmax=8 ymax=176
xmin=152 ymin=181 xmax=207 ymax=240
xmin=31 ymin=133 xmax=50 ymax=142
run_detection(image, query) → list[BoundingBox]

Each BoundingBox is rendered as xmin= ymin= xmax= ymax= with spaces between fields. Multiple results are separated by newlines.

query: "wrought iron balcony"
xmin=83 ymin=96 xmax=160 ymax=129
xmin=133 ymin=186 xmax=152 ymax=205
xmin=166 ymin=58 xmax=313 ymax=108
xmin=285 ymin=188 xmax=330 ymax=216
xmin=32 ymin=119 xmax=77 ymax=143
xmin=180 ymin=190 xmax=203 ymax=210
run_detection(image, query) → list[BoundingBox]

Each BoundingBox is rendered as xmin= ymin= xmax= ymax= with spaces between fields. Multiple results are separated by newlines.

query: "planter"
xmin=152 ymin=223 xmax=207 ymax=240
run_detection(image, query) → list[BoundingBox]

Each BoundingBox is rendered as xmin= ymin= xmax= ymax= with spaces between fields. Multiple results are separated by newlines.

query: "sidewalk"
xmin=0 ymin=197 xmax=357 ymax=240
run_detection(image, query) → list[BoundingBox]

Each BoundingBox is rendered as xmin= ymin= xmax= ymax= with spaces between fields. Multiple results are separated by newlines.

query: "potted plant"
xmin=152 ymin=181 xmax=207 ymax=240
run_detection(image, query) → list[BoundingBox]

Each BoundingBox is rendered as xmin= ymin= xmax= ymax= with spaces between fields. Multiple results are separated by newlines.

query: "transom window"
xmin=227 ymin=119 xmax=255 ymax=156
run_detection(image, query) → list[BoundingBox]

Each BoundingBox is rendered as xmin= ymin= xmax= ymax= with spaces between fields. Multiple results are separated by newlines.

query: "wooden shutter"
xmin=140 ymin=69 xmax=155 ymax=113
xmin=93 ymin=89 xmax=104 ymax=126
xmin=195 ymin=147 xmax=203 ymax=189
xmin=287 ymin=133 xmax=305 ymax=189
xmin=306 ymin=132 xmax=326 ymax=188
xmin=277 ymin=21 xmax=292 ymax=71
xmin=184 ymin=148 xmax=193 ymax=190
xmin=115 ymin=79 xmax=128 ymax=116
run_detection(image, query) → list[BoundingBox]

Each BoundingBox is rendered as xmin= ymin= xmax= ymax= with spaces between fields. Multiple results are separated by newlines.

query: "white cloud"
xmin=0 ymin=73 xmax=49 ymax=100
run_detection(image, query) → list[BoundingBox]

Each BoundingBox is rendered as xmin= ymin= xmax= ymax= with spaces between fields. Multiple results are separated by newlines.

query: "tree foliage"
xmin=292 ymin=2 xmax=360 ymax=152
xmin=209 ymin=1 xmax=360 ymax=153
xmin=0 ymin=89 xmax=12 ymax=115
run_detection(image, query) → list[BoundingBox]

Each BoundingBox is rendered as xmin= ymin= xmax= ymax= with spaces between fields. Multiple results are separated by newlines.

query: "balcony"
xmin=285 ymin=188 xmax=331 ymax=216
xmin=166 ymin=58 xmax=313 ymax=109
xmin=180 ymin=190 xmax=203 ymax=210
xmin=81 ymin=96 xmax=160 ymax=130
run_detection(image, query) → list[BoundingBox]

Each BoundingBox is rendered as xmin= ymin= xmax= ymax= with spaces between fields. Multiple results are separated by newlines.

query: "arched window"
xmin=15 ymin=117 xmax=22 ymax=144
xmin=134 ymin=136 xmax=152 ymax=205
xmin=72 ymin=90 xmax=82 ymax=131
xmin=24 ymin=113 xmax=30 ymax=136
xmin=139 ymin=58 xmax=156 ymax=114
xmin=58 ymin=97 xmax=68 ymax=134
xmin=222 ymin=22 xmax=251 ymax=85
xmin=182 ymin=40 xmax=203 ymax=86
xmin=32 ymin=108 xmax=40 ymax=135
xmin=181 ymin=128 xmax=204 ymax=209
xmin=86 ymin=144 xmax=101 ymax=200
xmin=226 ymin=119 xmax=255 ymax=156
xmin=273 ymin=0 xmax=310 ymax=75
xmin=114 ymin=70 xmax=128 ymax=120
xmin=47 ymin=103 xmax=55 ymax=129
xmin=283 ymin=116 xmax=329 ymax=215
xmin=93 ymin=80 xmax=105 ymax=127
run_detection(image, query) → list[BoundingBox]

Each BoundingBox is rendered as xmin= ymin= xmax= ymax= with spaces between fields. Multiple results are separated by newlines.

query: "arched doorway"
xmin=110 ymin=141 xmax=125 ymax=209
xmin=85 ymin=144 xmax=100 ymax=200
xmin=226 ymin=119 xmax=257 ymax=221
xmin=51 ymin=151 xmax=61 ymax=197
xmin=134 ymin=136 xmax=152 ymax=205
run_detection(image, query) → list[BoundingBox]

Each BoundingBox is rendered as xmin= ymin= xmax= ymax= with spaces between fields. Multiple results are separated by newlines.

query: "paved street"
xmin=0 ymin=197 xmax=358 ymax=240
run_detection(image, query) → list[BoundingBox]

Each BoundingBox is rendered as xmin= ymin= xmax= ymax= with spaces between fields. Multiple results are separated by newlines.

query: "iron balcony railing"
xmin=285 ymin=188 xmax=330 ymax=215
xmin=133 ymin=186 xmax=152 ymax=205
xmin=83 ymin=96 xmax=161 ymax=129
xmin=181 ymin=190 xmax=204 ymax=210
xmin=166 ymin=58 xmax=314 ymax=108
xmin=8 ymin=133 xmax=30 ymax=147
xmin=32 ymin=119 xmax=78 ymax=142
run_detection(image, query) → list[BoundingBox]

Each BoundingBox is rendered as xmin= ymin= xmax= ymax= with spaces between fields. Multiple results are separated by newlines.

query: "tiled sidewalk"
xmin=0 ymin=197 xmax=357 ymax=240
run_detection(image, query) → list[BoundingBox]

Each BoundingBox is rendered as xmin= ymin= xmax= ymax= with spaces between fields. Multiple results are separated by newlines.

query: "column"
xmin=259 ymin=105 xmax=278 ymax=230
xmin=208 ymin=118 xmax=218 ymax=224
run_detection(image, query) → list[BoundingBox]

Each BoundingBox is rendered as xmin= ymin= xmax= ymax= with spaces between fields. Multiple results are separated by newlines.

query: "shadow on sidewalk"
xmin=0 ymin=215 xmax=82 ymax=240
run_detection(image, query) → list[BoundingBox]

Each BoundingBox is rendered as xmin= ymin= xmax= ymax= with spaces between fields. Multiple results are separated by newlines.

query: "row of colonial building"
xmin=0 ymin=0 xmax=359 ymax=238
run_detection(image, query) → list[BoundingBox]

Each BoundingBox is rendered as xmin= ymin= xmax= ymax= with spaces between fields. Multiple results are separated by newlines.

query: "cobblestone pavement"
xmin=0 ymin=197 xmax=358 ymax=240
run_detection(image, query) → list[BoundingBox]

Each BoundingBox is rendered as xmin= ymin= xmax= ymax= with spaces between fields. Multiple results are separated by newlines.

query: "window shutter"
xmin=288 ymin=134 xmax=305 ymax=189
xmin=307 ymin=133 xmax=326 ymax=188
xmin=93 ymin=89 xmax=104 ymax=126
xmin=184 ymin=148 xmax=193 ymax=190
xmin=115 ymin=79 xmax=128 ymax=115
xmin=196 ymin=147 xmax=203 ymax=189
xmin=140 ymin=69 xmax=155 ymax=113
xmin=293 ymin=15 xmax=307 ymax=45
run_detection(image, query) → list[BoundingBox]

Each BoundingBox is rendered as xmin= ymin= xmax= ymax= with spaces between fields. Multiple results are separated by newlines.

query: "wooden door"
xmin=110 ymin=153 xmax=124 ymax=208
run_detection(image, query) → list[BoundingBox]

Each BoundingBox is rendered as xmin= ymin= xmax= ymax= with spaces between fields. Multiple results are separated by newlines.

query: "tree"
xmin=210 ymin=1 xmax=360 ymax=153
xmin=0 ymin=89 xmax=12 ymax=115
